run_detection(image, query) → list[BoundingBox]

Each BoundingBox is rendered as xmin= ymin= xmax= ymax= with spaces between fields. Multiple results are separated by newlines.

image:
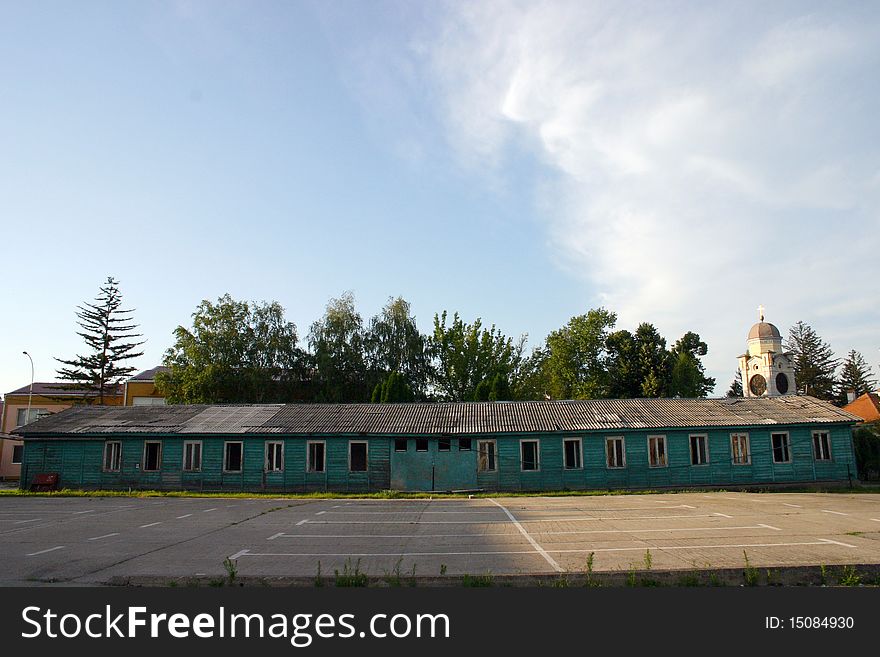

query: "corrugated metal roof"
xmin=13 ymin=396 xmax=859 ymax=437
xmin=5 ymin=382 xmax=124 ymax=397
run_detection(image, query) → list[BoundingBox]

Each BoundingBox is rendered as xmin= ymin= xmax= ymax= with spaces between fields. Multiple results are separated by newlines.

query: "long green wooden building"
xmin=13 ymin=396 xmax=859 ymax=492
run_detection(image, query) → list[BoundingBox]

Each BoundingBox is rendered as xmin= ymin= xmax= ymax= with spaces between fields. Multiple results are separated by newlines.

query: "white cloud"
xmin=416 ymin=1 xmax=880 ymax=389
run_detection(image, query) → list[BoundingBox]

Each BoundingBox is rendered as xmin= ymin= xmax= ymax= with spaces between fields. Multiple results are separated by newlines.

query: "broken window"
xmin=648 ymin=435 xmax=667 ymax=467
xmin=224 ymin=442 xmax=243 ymax=472
xmin=771 ymin=433 xmax=791 ymax=463
xmin=689 ymin=435 xmax=709 ymax=465
xmin=394 ymin=438 xmax=408 ymax=452
xmin=349 ymin=441 xmax=368 ymax=472
xmin=103 ymin=441 xmax=121 ymax=472
xmin=730 ymin=433 xmax=750 ymax=465
xmin=438 ymin=438 xmax=451 ymax=451
xmin=812 ymin=432 xmax=832 ymax=461
xmin=564 ymin=438 xmax=582 ymax=469
xmin=143 ymin=441 xmax=162 ymax=472
xmin=308 ymin=442 xmax=325 ymax=472
xmin=183 ymin=441 xmax=202 ymax=472
xmin=265 ymin=441 xmax=284 ymax=472
xmin=477 ymin=440 xmax=496 ymax=472
xmin=521 ymin=440 xmax=539 ymax=471
xmin=606 ymin=437 xmax=625 ymax=468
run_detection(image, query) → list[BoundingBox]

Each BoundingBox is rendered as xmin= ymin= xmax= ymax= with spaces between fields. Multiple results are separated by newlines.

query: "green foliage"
xmin=839 ymin=565 xmax=861 ymax=586
xmin=544 ymin=308 xmax=617 ymax=399
xmin=334 ymin=558 xmax=368 ymax=587
xmin=223 ymin=557 xmax=237 ymax=584
xmin=55 ymin=276 xmax=145 ymax=404
xmin=157 ymin=294 xmax=304 ymax=403
xmin=309 ymin=292 xmax=370 ymax=402
xmin=853 ymin=421 xmax=880 ymax=479
xmin=785 ymin=321 xmax=838 ymax=401
xmin=430 ymin=311 xmax=520 ymax=401
xmin=743 ymin=551 xmax=759 ymax=586
xmin=727 ymin=370 xmax=744 ymax=397
xmin=373 ymin=371 xmax=415 ymax=403
xmin=461 ymin=573 xmax=494 ymax=587
xmin=837 ymin=350 xmax=876 ymax=405
xmin=365 ymin=297 xmax=431 ymax=399
xmin=667 ymin=332 xmax=715 ymax=397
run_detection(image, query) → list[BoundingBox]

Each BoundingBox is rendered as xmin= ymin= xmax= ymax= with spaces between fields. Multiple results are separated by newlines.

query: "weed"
xmin=408 ymin=563 xmax=417 ymax=587
xmin=383 ymin=558 xmax=404 ymax=587
xmin=314 ymin=561 xmax=324 ymax=587
xmin=819 ymin=564 xmax=828 ymax=586
xmin=552 ymin=576 xmax=570 ymax=588
xmin=626 ymin=568 xmax=637 ymax=587
xmin=223 ymin=557 xmax=238 ymax=584
xmin=208 ymin=578 xmax=225 ymax=587
xmin=167 ymin=580 xmax=179 ymax=588
xmin=643 ymin=549 xmax=653 ymax=571
xmin=677 ymin=573 xmax=701 ymax=587
xmin=439 ymin=564 xmax=447 ymax=576
xmin=335 ymin=558 xmax=368 ymax=587
xmin=765 ymin=569 xmax=776 ymax=586
xmin=583 ymin=551 xmax=600 ymax=587
xmin=839 ymin=565 xmax=861 ymax=587
xmin=743 ymin=551 xmax=759 ymax=587
xmin=845 ymin=531 xmax=864 ymax=537
xmin=709 ymin=573 xmax=722 ymax=587
xmin=462 ymin=573 xmax=494 ymax=587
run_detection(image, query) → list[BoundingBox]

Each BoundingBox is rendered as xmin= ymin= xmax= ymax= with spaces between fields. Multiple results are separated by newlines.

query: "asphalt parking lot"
xmin=1 ymin=492 xmax=879 ymax=585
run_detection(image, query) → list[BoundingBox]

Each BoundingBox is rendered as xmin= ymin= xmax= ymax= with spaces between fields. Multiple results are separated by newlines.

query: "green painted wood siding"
xmin=19 ymin=424 xmax=855 ymax=492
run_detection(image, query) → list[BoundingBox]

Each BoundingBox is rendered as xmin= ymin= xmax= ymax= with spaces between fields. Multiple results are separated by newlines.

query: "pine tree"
xmin=837 ymin=350 xmax=876 ymax=404
xmin=55 ymin=276 xmax=145 ymax=404
xmin=784 ymin=321 xmax=838 ymax=401
xmin=726 ymin=370 xmax=743 ymax=397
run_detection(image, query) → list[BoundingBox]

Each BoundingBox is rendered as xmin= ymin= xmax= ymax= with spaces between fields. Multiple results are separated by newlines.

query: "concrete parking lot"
xmin=1 ymin=492 xmax=879 ymax=585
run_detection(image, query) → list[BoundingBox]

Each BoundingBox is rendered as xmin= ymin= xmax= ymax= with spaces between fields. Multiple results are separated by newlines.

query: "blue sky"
xmin=2 ymin=1 xmax=878 ymax=397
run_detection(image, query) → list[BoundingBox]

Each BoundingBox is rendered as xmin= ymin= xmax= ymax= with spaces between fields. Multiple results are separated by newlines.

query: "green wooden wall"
xmin=19 ymin=423 xmax=855 ymax=492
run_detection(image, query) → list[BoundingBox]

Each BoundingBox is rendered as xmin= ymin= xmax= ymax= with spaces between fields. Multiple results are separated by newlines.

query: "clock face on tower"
xmin=776 ymin=373 xmax=789 ymax=394
xmin=749 ymin=374 xmax=767 ymax=396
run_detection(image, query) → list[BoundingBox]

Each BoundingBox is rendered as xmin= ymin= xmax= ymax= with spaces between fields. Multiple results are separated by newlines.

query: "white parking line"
xmin=203 ymin=508 xmax=217 ymax=513
xmin=488 ymin=499 xmax=563 ymax=573
xmin=139 ymin=522 xmax=161 ymax=528
xmin=88 ymin=533 xmax=120 ymax=541
xmin=821 ymin=510 xmax=849 ymax=516
xmin=27 ymin=546 xmax=65 ymax=556
xmin=268 ymin=525 xmax=780 ymax=539
xmin=302 ymin=513 xmax=723 ymax=524
xmin=73 ymin=510 xmax=95 ymax=514
xmin=713 ymin=512 xmax=733 ymax=518
xmin=231 ymin=539 xmax=854 ymax=559
xmin=782 ymin=503 xmax=801 ymax=508
xmin=316 ymin=511 xmax=326 ymax=515
xmin=14 ymin=519 xmax=41 ymax=524
xmin=296 ymin=519 xmax=308 ymax=526
xmin=757 ymin=524 xmax=782 ymax=531
xmin=872 ymin=519 xmax=880 ymax=522
xmin=177 ymin=514 xmax=192 ymax=519
xmin=323 ymin=510 xmax=501 ymax=515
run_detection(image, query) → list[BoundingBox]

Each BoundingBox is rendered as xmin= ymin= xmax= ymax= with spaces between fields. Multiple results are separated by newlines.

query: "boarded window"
xmin=648 ymin=435 xmax=667 ymax=467
xmin=183 ymin=441 xmax=202 ymax=472
xmin=349 ymin=442 xmax=368 ymax=472
xmin=11 ymin=444 xmax=23 ymax=465
xmin=143 ymin=441 xmax=162 ymax=472
xmin=690 ymin=435 xmax=709 ymax=465
xmin=224 ymin=442 xmax=243 ymax=472
xmin=459 ymin=438 xmax=472 ymax=451
xmin=394 ymin=438 xmax=408 ymax=452
xmin=416 ymin=438 xmax=428 ymax=452
xmin=606 ymin=437 xmax=625 ymax=468
xmin=730 ymin=434 xmax=750 ymax=465
xmin=564 ymin=439 xmax=582 ymax=469
xmin=521 ymin=441 xmax=539 ymax=471
xmin=438 ymin=438 xmax=451 ymax=451
xmin=478 ymin=441 xmax=496 ymax=472
xmin=813 ymin=432 xmax=832 ymax=461
xmin=771 ymin=433 xmax=791 ymax=463
xmin=266 ymin=442 xmax=284 ymax=472
xmin=103 ymin=441 xmax=121 ymax=472
xmin=308 ymin=442 xmax=325 ymax=472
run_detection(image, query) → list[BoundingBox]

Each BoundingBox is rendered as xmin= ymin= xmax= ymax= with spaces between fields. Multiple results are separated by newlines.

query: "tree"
xmin=308 ymin=292 xmax=370 ymax=402
xmin=544 ymin=308 xmax=617 ymax=399
xmin=430 ymin=311 xmax=520 ymax=401
xmin=55 ymin=276 xmax=145 ymax=404
xmin=726 ymin=370 xmax=743 ymax=397
xmin=667 ymin=332 xmax=715 ymax=397
xmin=634 ymin=323 xmax=669 ymax=397
xmin=365 ymin=297 xmax=431 ymax=399
xmin=371 ymin=371 xmax=415 ymax=403
xmin=784 ymin=321 xmax=838 ymax=400
xmin=510 ymin=347 xmax=551 ymax=400
xmin=837 ymin=350 xmax=876 ymax=404
xmin=157 ymin=294 xmax=304 ymax=403
xmin=604 ymin=329 xmax=641 ymax=398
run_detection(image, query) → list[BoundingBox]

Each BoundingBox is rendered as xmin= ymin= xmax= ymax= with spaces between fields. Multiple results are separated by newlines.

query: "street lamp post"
xmin=22 ymin=351 xmax=34 ymax=426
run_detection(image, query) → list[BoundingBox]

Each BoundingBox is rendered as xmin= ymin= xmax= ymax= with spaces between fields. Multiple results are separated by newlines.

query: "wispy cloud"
xmin=411 ymin=1 xmax=880 ymax=386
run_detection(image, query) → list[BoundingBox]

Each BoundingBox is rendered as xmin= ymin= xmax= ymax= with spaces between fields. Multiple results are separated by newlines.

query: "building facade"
xmin=123 ymin=366 xmax=169 ymax=406
xmin=14 ymin=396 xmax=858 ymax=492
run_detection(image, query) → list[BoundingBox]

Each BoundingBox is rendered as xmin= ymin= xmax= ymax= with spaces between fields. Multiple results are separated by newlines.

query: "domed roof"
xmin=748 ymin=321 xmax=781 ymax=340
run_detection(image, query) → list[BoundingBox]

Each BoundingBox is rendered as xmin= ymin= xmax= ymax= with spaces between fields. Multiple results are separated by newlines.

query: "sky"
xmin=1 ymin=0 xmax=878 ymax=398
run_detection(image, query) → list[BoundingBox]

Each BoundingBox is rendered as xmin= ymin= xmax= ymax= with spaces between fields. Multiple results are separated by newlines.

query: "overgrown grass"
xmin=462 ymin=573 xmax=494 ymax=587
xmin=743 ymin=551 xmax=759 ymax=587
xmin=334 ymin=558 xmax=368 ymax=587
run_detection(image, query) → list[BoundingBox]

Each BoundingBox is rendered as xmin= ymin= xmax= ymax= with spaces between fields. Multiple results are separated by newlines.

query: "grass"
xmin=743 ymin=551 xmax=759 ymax=587
xmin=334 ymin=558 xmax=368 ymax=587
xmin=462 ymin=573 xmax=494 ymax=587
xmin=839 ymin=565 xmax=861 ymax=586
xmin=223 ymin=557 xmax=238 ymax=585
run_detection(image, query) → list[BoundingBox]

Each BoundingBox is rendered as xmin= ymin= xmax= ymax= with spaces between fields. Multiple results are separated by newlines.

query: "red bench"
xmin=30 ymin=473 xmax=59 ymax=492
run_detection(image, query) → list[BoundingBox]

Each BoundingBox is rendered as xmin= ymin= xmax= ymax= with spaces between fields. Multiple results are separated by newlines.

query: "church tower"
xmin=738 ymin=306 xmax=795 ymax=397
